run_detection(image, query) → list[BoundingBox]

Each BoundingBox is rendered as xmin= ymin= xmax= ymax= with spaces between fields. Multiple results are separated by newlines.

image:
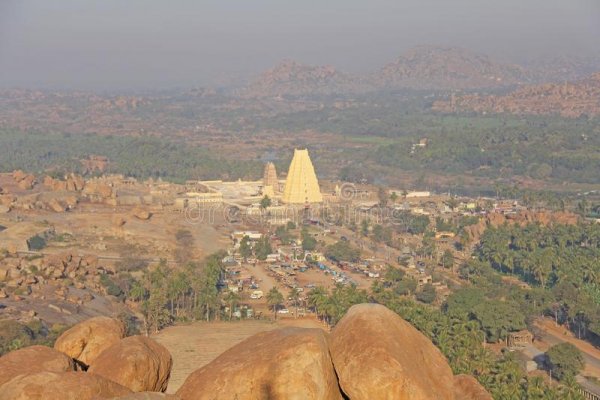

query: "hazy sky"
xmin=1 ymin=0 xmax=599 ymax=90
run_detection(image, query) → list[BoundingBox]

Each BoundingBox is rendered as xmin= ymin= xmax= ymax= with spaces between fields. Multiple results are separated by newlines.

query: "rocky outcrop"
xmin=240 ymin=59 xmax=372 ymax=97
xmin=375 ymin=45 xmax=529 ymax=90
xmin=0 ymin=371 xmax=131 ymax=400
xmin=454 ymin=375 xmax=493 ymax=400
xmin=464 ymin=210 xmax=579 ymax=243
xmin=176 ymin=327 xmax=343 ymax=400
xmin=0 ymin=345 xmax=75 ymax=386
xmin=330 ymin=303 xmax=456 ymax=400
xmin=132 ymin=207 xmax=152 ymax=220
xmin=432 ymin=71 xmax=600 ymax=118
xmin=12 ymin=170 xmax=36 ymax=190
xmin=54 ymin=316 xmax=125 ymax=367
xmin=89 ymin=336 xmax=172 ymax=392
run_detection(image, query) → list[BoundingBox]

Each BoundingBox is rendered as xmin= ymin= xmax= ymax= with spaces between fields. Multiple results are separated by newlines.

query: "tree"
xmin=238 ymin=235 xmax=251 ymax=261
xmin=224 ymin=290 xmax=241 ymax=321
xmin=360 ymin=219 xmax=370 ymax=237
xmin=325 ymin=240 xmax=361 ymax=263
xmin=260 ymin=195 xmax=272 ymax=210
xmin=289 ymin=287 xmax=301 ymax=318
xmin=377 ymin=186 xmax=388 ymax=207
xmin=441 ymin=249 xmax=454 ymax=270
xmin=267 ymin=287 xmax=284 ymax=319
xmin=254 ymin=236 xmax=272 ymax=261
xmin=546 ymin=343 xmax=585 ymax=381
xmin=390 ymin=191 xmax=398 ymax=203
xmin=471 ymin=301 xmax=526 ymax=343
xmin=301 ymin=228 xmax=317 ymax=251
xmin=416 ymin=283 xmax=437 ymax=304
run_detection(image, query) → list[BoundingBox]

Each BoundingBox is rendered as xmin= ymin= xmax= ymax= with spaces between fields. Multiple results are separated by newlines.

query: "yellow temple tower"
xmin=263 ymin=162 xmax=279 ymax=193
xmin=282 ymin=149 xmax=323 ymax=204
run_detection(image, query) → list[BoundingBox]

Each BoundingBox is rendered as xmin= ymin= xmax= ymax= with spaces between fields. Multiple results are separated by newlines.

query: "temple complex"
xmin=282 ymin=149 xmax=323 ymax=204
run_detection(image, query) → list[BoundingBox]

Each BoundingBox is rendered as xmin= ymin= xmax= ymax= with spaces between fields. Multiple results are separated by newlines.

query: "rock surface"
xmin=176 ymin=327 xmax=343 ymax=400
xmin=54 ymin=316 xmax=125 ymax=366
xmin=89 ymin=335 xmax=172 ymax=392
xmin=432 ymin=71 xmax=600 ymax=118
xmin=0 ymin=345 xmax=75 ymax=386
xmin=453 ymin=375 xmax=493 ymax=400
xmin=108 ymin=393 xmax=180 ymax=400
xmin=0 ymin=371 xmax=131 ymax=400
xmin=330 ymin=303 xmax=455 ymax=400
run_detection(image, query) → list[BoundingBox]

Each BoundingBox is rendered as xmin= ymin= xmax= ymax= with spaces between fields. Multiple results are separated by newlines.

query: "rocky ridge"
xmin=432 ymin=71 xmax=600 ymax=118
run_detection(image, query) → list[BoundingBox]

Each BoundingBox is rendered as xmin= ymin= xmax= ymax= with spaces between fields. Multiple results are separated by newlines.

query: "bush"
xmin=27 ymin=235 xmax=46 ymax=251
xmin=416 ymin=283 xmax=437 ymax=304
xmin=546 ymin=343 xmax=585 ymax=381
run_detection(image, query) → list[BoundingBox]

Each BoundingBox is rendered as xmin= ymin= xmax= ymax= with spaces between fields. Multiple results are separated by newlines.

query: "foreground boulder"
xmin=53 ymin=316 xmax=125 ymax=366
xmin=0 ymin=371 xmax=131 ymax=400
xmin=330 ymin=303 xmax=456 ymax=400
xmin=89 ymin=335 xmax=172 ymax=392
xmin=176 ymin=327 xmax=343 ymax=400
xmin=453 ymin=375 xmax=493 ymax=400
xmin=0 ymin=345 xmax=75 ymax=386
xmin=108 ymin=393 xmax=180 ymax=400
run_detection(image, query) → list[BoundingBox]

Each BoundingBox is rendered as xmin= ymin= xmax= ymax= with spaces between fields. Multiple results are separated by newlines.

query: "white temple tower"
xmin=282 ymin=149 xmax=323 ymax=204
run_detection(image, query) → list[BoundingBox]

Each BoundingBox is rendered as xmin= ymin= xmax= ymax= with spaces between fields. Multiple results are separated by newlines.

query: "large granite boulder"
xmin=330 ymin=303 xmax=456 ymax=400
xmin=89 ymin=335 xmax=172 ymax=392
xmin=0 ymin=371 xmax=131 ymax=400
xmin=176 ymin=327 xmax=343 ymax=400
xmin=453 ymin=375 xmax=493 ymax=400
xmin=108 ymin=393 xmax=180 ymax=400
xmin=0 ymin=345 xmax=75 ymax=386
xmin=54 ymin=316 xmax=125 ymax=367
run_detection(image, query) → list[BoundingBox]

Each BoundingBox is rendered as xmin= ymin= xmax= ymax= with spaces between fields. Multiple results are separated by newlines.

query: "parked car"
xmin=277 ymin=308 xmax=290 ymax=314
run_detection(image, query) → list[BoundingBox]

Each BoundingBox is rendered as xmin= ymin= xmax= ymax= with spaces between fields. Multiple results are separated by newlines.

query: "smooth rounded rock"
xmin=89 ymin=335 xmax=172 ymax=392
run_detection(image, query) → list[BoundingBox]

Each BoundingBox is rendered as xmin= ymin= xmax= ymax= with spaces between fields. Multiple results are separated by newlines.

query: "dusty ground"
xmin=152 ymin=318 xmax=327 ymax=393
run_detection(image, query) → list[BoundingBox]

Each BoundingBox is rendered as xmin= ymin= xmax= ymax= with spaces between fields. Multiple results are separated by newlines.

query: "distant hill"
xmin=240 ymin=47 xmax=539 ymax=97
xmin=524 ymin=54 xmax=600 ymax=82
xmin=238 ymin=59 xmax=373 ymax=97
xmin=372 ymin=46 xmax=531 ymax=90
xmin=431 ymin=72 xmax=600 ymax=118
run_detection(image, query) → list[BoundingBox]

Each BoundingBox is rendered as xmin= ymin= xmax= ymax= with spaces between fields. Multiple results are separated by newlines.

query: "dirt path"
xmin=152 ymin=318 xmax=326 ymax=393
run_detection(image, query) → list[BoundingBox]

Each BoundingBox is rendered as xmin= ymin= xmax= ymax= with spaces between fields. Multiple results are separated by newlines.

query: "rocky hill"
xmin=238 ymin=59 xmax=373 ymax=97
xmin=373 ymin=46 xmax=531 ymax=90
xmin=431 ymin=71 xmax=600 ymax=118
xmin=0 ymin=304 xmax=491 ymax=399
xmin=240 ymin=47 xmax=536 ymax=97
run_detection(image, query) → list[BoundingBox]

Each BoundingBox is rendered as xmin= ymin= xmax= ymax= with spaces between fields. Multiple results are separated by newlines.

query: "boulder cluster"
xmin=0 ymin=252 xmax=112 ymax=304
xmin=0 ymin=304 xmax=492 ymax=400
xmin=0 ymin=316 xmax=172 ymax=400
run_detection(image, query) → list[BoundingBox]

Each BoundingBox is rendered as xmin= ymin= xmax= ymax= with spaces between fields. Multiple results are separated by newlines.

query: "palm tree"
xmin=224 ymin=290 xmax=241 ymax=321
xmin=266 ymin=287 xmax=284 ymax=320
xmin=289 ymin=287 xmax=301 ymax=318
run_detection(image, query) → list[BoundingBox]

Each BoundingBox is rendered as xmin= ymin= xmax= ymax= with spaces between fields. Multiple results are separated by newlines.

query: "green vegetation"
xmin=546 ymin=343 xmax=585 ymax=381
xmin=0 ymin=319 xmax=68 ymax=356
xmin=27 ymin=235 xmax=47 ymax=251
xmin=0 ymin=129 xmax=262 ymax=183
xmin=325 ymin=240 xmax=361 ymax=262
xmin=266 ymin=287 xmax=284 ymax=318
xmin=257 ymin=103 xmax=600 ymax=184
xmin=476 ymin=222 xmax=600 ymax=340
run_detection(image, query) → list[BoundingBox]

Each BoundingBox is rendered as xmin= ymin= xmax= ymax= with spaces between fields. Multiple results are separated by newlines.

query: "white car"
xmin=277 ymin=308 xmax=290 ymax=314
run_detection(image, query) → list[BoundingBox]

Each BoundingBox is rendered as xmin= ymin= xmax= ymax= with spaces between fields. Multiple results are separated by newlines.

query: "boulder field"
xmin=0 ymin=304 xmax=491 ymax=399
